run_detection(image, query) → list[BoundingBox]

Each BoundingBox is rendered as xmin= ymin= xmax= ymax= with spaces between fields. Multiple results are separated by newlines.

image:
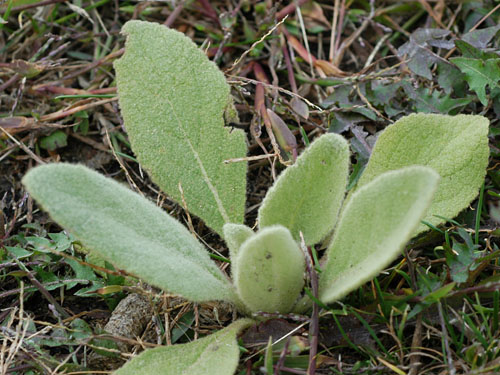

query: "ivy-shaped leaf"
xmin=397 ymin=28 xmax=453 ymax=79
xmin=22 ymin=164 xmax=237 ymax=303
xmin=461 ymin=25 xmax=500 ymax=49
xmin=355 ymin=113 xmax=489 ymax=234
xmin=321 ymin=84 xmax=378 ymax=120
xmin=114 ymin=21 xmax=247 ymax=236
xmin=233 ymin=226 xmax=305 ymax=313
xmin=115 ymin=319 xmax=253 ymax=375
xmin=258 ymin=134 xmax=350 ymax=245
xmin=319 ymin=167 xmax=439 ymax=304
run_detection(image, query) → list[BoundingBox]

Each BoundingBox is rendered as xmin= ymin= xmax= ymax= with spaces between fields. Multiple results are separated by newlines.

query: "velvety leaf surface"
xmin=450 ymin=57 xmax=500 ymax=105
xmin=223 ymin=223 xmax=255 ymax=260
xmin=115 ymin=319 xmax=253 ymax=375
xmin=356 ymin=113 xmax=489 ymax=234
xmin=23 ymin=164 xmax=236 ymax=303
xmin=114 ymin=20 xmax=247 ymax=236
xmin=233 ymin=226 xmax=305 ymax=313
xmin=258 ymin=134 xmax=350 ymax=245
xmin=319 ymin=167 xmax=439 ymax=304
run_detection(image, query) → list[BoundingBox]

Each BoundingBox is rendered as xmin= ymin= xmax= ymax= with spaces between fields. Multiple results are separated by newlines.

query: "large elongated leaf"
xmin=233 ymin=226 xmax=305 ymax=313
xmin=258 ymin=134 xmax=350 ymax=245
xmin=355 ymin=113 xmax=489 ymax=234
xmin=22 ymin=164 xmax=236 ymax=303
xmin=115 ymin=319 xmax=253 ymax=375
xmin=319 ymin=167 xmax=439 ymax=304
xmin=114 ymin=21 xmax=247 ymax=236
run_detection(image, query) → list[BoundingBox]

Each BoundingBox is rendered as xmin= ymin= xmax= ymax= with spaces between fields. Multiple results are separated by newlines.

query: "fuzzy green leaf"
xmin=450 ymin=57 xmax=500 ymax=105
xmin=356 ymin=113 xmax=489 ymax=234
xmin=222 ymin=223 xmax=255 ymax=260
xmin=258 ymin=134 xmax=350 ymax=245
xmin=22 ymin=164 xmax=236 ymax=303
xmin=319 ymin=166 xmax=439 ymax=304
xmin=114 ymin=20 xmax=247 ymax=236
xmin=233 ymin=226 xmax=305 ymax=313
xmin=115 ymin=319 xmax=253 ymax=375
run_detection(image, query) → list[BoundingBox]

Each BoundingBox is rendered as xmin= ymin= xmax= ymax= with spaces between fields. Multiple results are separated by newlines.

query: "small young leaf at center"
xmin=233 ymin=226 xmax=305 ymax=313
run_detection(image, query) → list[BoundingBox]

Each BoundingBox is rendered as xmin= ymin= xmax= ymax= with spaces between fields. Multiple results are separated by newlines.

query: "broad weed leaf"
xmin=461 ymin=25 xmax=500 ymax=49
xmin=258 ymin=134 xmax=349 ymax=245
xmin=454 ymin=40 xmax=499 ymax=60
xmin=114 ymin=21 xmax=247 ymax=236
xmin=397 ymin=28 xmax=452 ymax=79
xmin=450 ymin=57 xmax=500 ymax=106
xmin=319 ymin=166 xmax=439 ymax=304
xmin=22 ymin=164 xmax=236 ymax=303
xmin=401 ymin=82 xmax=472 ymax=114
xmin=222 ymin=223 xmax=254 ymax=260
xmin=233 ymin=226 xmax=305 ymax=313
xmin=355 ymin=113 xmax=489 ymax=234
xmin=115 ymin=319 xmax=253 ymax=375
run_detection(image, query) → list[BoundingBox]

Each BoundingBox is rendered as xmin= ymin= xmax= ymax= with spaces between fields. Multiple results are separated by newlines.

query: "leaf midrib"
xmin=52 ymin=188 xmax=233 ymax=294
xmin=136 ymin=33 xmax=231 ymax=224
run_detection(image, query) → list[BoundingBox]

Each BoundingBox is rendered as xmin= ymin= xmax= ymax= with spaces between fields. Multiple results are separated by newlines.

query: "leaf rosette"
xmin=21 ymin=20 xmax=490 ymax=375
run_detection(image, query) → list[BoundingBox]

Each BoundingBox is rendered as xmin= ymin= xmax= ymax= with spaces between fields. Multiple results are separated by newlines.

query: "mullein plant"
xmin=22 ymin=21 xmax=489 ymax=374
